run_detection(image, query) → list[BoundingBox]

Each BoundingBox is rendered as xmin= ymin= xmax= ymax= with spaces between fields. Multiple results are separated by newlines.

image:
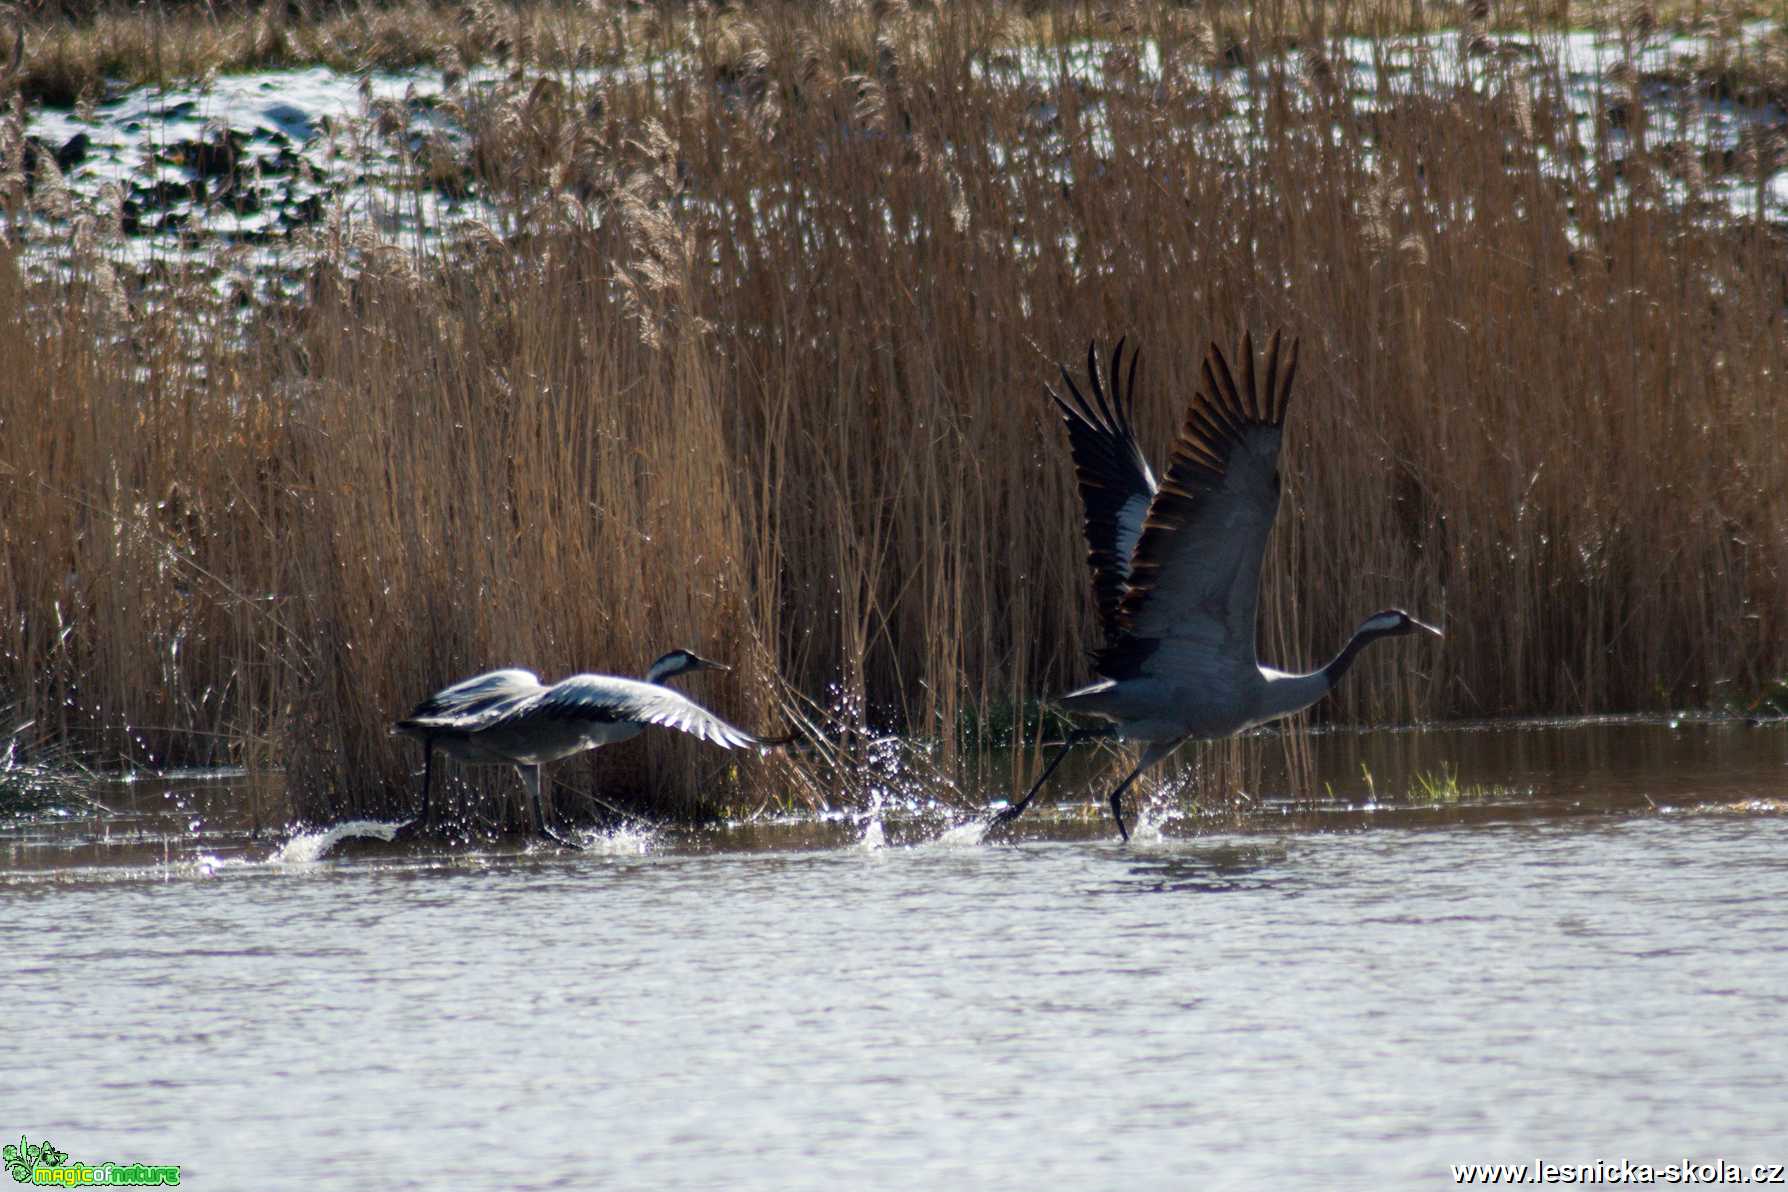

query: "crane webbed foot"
xmin=979 ymin=802 xmax=1024 ymax=842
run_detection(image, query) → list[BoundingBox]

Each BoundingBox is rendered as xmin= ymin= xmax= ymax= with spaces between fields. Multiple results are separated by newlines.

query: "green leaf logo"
xmin=4 ymin=1136 xmax=65 ymax=1183
xmin=5 ymin=1135 xmax=30 ymax=1184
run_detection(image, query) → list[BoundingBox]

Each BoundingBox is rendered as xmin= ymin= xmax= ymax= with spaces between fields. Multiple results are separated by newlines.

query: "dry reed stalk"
xmin=1 ymin=0 xmax=1783 ymax=825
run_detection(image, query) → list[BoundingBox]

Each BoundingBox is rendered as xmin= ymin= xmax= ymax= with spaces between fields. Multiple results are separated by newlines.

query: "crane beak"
xmin=1411 ymin=617 xmax=1444 ymax=639
xmin=691 ymin=654 xmax=732 ymax=672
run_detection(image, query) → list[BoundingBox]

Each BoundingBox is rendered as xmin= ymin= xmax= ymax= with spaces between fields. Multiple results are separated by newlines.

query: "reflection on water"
xmin=3 ymin=719 xmax=1786 ymax=1189
xmin=1109 ymin=844 xmax=1296 ymax=895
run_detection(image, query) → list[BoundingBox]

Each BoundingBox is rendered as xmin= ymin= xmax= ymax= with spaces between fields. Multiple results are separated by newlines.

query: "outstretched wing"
xmin=1048 ymin=339 xmax=1158 ymax=644
xmin=398 ymin=668 xmax=544 ymax=731
xmin=1096 ymin=330 xmax=1300 ymax=679
xmin=529 ymin=675 xmax=774 ymax=750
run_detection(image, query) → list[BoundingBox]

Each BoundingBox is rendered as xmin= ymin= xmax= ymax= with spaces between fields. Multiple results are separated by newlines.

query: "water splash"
xmin=1130 ymin=781 xmax=1196 ymax=843
xmin=858 ymin=812 xmax=886 ymax=851
xmin=567 ymin=823 xmax=659 ymax=855
xmin=271 ymin=819 xmax=397 ymax=864
xmin=792 ymin=681 xmax=976 ymax=837
xmin=937 ymin=818 xmax=993 ymax=847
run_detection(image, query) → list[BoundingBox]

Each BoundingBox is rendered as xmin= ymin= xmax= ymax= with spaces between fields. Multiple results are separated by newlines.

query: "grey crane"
xmin=992 ymin=330 xmax=1441 ymax=841
xmin=394 ymin=649 xmax=779 ymax=847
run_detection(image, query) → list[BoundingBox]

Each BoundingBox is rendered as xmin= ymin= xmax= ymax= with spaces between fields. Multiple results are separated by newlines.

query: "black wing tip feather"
xmin=1051 ymin=337 xmax=1138 ymax=438
xmin=1111 ymin=327 xmax=1301 ymax=632
xmin=1189 ymin=326 xmax=1302 ymax=456
xmin=1046 ymin=336 xmax=1157 ymax=642
xmin=1204 ymin=327 xmax=1302 ymax=428
xmin=716 ymin=723 xmax=799 ymax=751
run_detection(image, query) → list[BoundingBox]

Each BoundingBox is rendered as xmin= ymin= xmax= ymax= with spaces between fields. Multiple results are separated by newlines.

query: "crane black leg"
xmin=987 ymin=727 xmax=1113 ymax=834
xmin=416 ymin=745 xmax=433 ymax=829
xmin=1103 ymin=763 xmax=1149 ymax=843
xmin=517 ymin=764 xmax=583 ymax=850
xmin=1102 ymin=739 xmax=1183 ymax=842
xmin=395 ymin=741 xmax=435 ymax=841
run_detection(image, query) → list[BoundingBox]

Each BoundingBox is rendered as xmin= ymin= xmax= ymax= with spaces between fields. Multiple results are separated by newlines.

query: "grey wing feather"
xmin=1098 ymin=331 xmax=1299 ymax=678
xmin=399 ymin=669 xmax=544 ymax=730
xmin=531 ymin=676 xmax=769 ymax=749
xmin=1050 ymin=339 xmax=1158 ymax=644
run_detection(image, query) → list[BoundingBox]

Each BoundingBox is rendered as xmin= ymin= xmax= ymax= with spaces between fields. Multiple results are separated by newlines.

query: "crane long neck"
xmin=1321 ymin=623 xmax=1388 ymax=688
xmin=1257 ymin=620 xmax=1401 ymax=721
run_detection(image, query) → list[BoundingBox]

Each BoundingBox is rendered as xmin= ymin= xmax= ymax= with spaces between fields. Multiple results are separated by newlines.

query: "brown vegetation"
xmin=11 ymin=0 xmax=1786 ymax=108
xmin=1 ymin=0 xmax=1785 ymax=826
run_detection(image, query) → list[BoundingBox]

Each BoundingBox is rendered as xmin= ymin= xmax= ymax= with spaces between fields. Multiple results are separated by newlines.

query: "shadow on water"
xmin=2 ymin=716 xmax=1784 ymax=879
xmin=1106 ymin=843 xmax=1298 ymax=895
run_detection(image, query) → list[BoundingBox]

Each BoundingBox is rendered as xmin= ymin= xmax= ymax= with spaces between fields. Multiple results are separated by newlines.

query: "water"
xmin=4 ymin=720 xmax=1787 ymax=1189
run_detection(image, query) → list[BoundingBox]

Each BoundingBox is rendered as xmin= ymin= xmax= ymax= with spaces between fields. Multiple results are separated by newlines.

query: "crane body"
xmin=994 ymin=332 xmax=1441 ymax=840
xmin=395 ymin=649 xmax=777 ymax=847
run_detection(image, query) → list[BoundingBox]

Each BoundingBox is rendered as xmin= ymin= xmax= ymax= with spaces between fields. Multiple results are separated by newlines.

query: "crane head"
xmin=1362 ymin=609 xmax=1444 ymax=639
xmin=646 ymin=648 xmax=732 ymax=684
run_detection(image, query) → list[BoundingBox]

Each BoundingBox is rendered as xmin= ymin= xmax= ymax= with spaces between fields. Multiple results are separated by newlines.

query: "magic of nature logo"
xmin=5 ymin=1135 xmax=181 ymax=1186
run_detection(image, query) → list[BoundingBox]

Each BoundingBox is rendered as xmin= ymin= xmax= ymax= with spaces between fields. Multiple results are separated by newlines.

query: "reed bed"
xmin=11 ymin=0 xmax=1783 ymax=109
xmin=2 ymin=0 xmax=1784 ymax=825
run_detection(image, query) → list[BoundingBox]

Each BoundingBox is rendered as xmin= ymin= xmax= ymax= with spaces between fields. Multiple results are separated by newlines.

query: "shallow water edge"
xmin=5 ymin=716 xmax=1783 ymax=881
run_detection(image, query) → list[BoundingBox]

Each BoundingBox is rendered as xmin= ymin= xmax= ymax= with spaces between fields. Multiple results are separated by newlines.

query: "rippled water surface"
xmin=5 ymin=720 xmax=1787 ymax=1189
